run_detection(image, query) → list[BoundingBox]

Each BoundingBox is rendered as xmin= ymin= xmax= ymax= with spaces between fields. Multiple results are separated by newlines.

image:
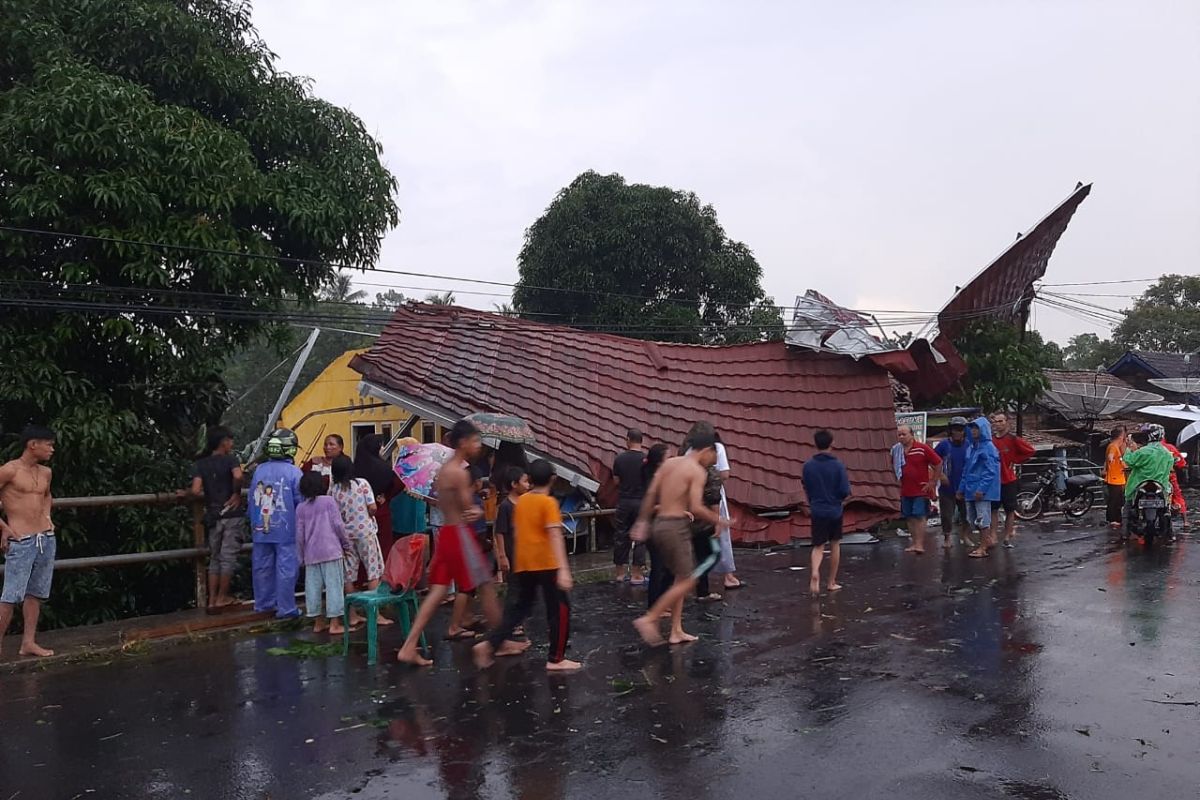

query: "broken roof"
xmin=935 ymin=183 xmax=1092 ymax=340
xmin=351 ymin=304 xmax=902 ymax=543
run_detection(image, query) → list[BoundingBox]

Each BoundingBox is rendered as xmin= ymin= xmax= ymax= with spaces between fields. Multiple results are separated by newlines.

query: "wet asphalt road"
xmin=3 ymin=519 xmax=1199 ymax=800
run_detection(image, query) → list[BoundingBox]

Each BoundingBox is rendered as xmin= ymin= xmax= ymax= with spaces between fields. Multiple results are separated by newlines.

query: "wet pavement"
xmin=3 ymin=519 xmax=1199 ymax=799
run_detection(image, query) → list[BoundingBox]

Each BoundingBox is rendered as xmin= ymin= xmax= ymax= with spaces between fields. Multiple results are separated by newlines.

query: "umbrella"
xmin=464 ymin=412 xmax=537 ymax=445
xmin=394 ymin=441 xmax=455 ymax=499
xmin=1180 ymin=420 xmax=1200 ymax=447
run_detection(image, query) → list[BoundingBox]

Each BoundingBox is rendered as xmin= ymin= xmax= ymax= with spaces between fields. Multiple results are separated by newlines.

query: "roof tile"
xmin=353 ymin=306 xmax=903 ymax=543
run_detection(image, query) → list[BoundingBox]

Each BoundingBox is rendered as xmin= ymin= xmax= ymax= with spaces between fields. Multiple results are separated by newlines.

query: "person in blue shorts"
xmin=894 ymin=425 xmax=943 ymax=555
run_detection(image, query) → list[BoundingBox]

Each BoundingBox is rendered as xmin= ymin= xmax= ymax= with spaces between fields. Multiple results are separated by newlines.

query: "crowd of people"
xmin=1104 ymin=423 xmax=1189 ymax=531
xmin=0 ymin=409 xmax=1190 ymax=665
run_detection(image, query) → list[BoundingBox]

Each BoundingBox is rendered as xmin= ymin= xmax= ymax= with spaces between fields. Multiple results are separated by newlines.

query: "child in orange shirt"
xmin=474 ymin=460 xmax=581 ymax=671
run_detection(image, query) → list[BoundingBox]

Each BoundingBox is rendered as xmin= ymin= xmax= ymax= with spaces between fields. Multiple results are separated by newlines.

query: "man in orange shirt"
xmin=474 ymin=459 xmax=581 ymax=671
xmin=1103 ymin=426 xmax=1127 ymax=530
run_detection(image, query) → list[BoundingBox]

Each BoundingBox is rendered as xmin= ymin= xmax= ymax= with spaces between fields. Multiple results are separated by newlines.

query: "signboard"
xmin=895 ymin=411 xmax=928 ymax=443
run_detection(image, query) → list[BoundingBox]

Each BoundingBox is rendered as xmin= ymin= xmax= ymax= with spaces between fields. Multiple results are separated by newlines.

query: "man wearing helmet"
xmin=1121 ymin=425 xmax=1176 ymax=532
xmin=248 ymin=429 xmax=304 ymax=618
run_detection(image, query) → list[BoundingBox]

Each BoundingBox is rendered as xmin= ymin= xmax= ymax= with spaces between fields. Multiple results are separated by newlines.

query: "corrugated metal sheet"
xmin=351 ymin=305 xmax=902 ymax=543
xmin=937 ymin=183 xmax=1092 ymax=341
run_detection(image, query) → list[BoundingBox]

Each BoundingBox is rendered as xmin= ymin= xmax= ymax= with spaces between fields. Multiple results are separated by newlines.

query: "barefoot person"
xmin=0 ymin=425 xmax=58 ymax=657
xmin=801 ymin=429 xmax=851 ymax=594
xmin=933 ymin=417 xmax=971 ymax=548
xmin=397 ymin=420 xmax=513 ymax=667
xmin=611 ymin=429 xmax=648 ymax=585
xmin=987 ymin=412 xmax=1035 ymax=549
xmin=296 ymin=471 xmax=352 ymax=635
xmin=186 ymin=426 xmax=244 ymax=612
xmin=894 ymin=425 xmax=942 ymax=555
xmin=630 ymin=427 xmax=723 ymax=646
xmin=474 ymin=460 xmax=581 ymax=671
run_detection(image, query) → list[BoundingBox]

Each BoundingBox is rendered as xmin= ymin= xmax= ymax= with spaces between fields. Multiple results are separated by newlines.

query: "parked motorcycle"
xmin=1013 ymin=466 xmax=1101 ymax=521
xmin=1126 ymin=480 xmax=1173 ymax=545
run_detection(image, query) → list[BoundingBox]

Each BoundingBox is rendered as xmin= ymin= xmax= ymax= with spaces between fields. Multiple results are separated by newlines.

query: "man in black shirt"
xmin=187 ymin=426 xmax=244 ymax=612
xmin=611 ymin=429 xmax=648 ymax=584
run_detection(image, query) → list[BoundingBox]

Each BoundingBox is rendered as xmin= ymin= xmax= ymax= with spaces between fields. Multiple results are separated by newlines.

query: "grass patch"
xmin=265 ymin=640 xmax=343 ymax=659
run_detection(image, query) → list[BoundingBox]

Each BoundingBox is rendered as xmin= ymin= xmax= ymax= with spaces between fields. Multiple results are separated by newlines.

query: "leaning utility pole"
xmin=249 ymin=327 xmax=322 ymax=462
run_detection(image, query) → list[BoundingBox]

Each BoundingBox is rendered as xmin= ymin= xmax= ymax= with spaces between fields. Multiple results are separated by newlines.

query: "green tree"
xmin=1112 ymin=274 xmax=1200 ymax=352
xmin=1028 ymin=330 xmax=1064 ymax=369
xmin=373 ymin=289 xmax=408 ymax=311
xmin=945 ymin=319 xmax=1053 ymax=411
xmin=424 ymin=291 xmax=456 ymax=306
xmin=1062 ymin=332 xmax=1125 ymax=370
xmin=513 ymin=171 xmax=784 ymax=344
xmin=322 ymin=272 xmax=367 ymax=304
xmin=0 ymin=0 xmax=397 ymax=626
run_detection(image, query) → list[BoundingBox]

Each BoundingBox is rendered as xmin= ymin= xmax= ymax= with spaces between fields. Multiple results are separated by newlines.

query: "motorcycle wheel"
xmin=1014 ymin=492 xmax=1043 ymax=521
xmin=1144 ymin=509 xmax=1158 ymax=547
xmin=1064 ymin=490 xmax=1094 ymax=519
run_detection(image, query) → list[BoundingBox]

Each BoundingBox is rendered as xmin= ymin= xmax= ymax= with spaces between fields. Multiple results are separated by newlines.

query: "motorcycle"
xmin=1013 ymin=465 xmax=1101 ymax=521
xmin=1126 ymin=480 xmax=1173 ymax=545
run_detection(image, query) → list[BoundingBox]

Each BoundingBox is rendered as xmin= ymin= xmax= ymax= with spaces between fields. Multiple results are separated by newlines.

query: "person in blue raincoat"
xmin=958 ymin=416 xmax=1001 ymax=557
xmin=248 ymin=429 xmax=303 ymax=618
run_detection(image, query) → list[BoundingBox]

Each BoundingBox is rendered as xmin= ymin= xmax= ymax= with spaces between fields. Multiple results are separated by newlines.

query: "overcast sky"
xmin=252 ymin=0 xmax=1199 ymax=345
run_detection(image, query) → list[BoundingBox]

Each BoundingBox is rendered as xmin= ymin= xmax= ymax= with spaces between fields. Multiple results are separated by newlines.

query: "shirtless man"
xmin=630 ymin=427 xmax=724 ymax=646
xmin=0 ymin=425 xmax=58 ymax=657
xmin=396 ymin=419 xmax=526 ymax=666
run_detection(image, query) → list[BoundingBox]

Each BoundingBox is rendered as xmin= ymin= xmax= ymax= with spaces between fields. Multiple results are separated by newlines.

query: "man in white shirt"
xmin=712 ymin=435 xmax=742 ymax=589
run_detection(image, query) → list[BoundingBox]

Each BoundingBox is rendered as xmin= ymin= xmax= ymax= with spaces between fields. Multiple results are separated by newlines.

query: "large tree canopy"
xmin=1111 ymin=274 xmax=1200 ymax=353
xmin=0 ymin=0 xmax=397 ymax=624
xmin=1062 ymin=332 xmax=1125 ymax=370
xmin=513 ymin=171 xmax=783 ymax=344
xmin=1053 ymin=275 xmax=1199 ymax=371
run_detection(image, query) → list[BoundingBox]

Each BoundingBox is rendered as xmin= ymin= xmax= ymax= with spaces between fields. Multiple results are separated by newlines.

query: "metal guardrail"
xmin=1 ymin=492 xmax=618 ymax=600
xmin=1 ymin=491 xmax=210 ymax=605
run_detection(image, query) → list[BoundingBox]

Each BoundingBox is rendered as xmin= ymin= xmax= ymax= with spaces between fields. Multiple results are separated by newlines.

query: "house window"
xmin=381 ymin=424 xmax=393 ymax=442
xmin=421 ymin=422 xmax=436 ymax=444
xmin=351 ymin=423 xmax=376 ymax=456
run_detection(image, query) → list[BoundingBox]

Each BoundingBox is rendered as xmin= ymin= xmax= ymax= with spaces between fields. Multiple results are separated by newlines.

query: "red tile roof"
xmin=351 ymin=305 xmax=902 ymax=544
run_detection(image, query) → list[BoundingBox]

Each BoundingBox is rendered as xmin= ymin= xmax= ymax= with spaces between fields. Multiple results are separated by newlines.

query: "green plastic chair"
xmin=342 ymin=582 xmax=425 ymax=665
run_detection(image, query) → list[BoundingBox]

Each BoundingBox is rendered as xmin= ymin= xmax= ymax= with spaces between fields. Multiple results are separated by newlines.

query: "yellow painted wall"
xmin=279 ymin=348 xmax=421 ymax=462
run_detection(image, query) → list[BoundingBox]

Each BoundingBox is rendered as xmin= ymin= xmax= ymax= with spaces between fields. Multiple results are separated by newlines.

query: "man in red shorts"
xmin=397 ymin=419 xmax=525 ymax=666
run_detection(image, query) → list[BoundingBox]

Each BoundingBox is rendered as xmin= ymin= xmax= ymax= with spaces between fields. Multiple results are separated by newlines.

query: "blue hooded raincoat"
xmin=959 ymin=416 xmax=1001 ymax=502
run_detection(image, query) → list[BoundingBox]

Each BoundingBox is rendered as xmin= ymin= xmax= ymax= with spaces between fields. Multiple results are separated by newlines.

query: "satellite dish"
xmin=1148 ymin=377 xmax=1200 ymax=394
xmin=1041 ymin=381 xmax=1164 ymax=422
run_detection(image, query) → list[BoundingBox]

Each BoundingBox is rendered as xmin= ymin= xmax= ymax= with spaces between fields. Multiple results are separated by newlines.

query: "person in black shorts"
xmin=611 ymin=429 xmax=648 ymax=584
xmin=800 ymin=429 xmax=851 ymax=595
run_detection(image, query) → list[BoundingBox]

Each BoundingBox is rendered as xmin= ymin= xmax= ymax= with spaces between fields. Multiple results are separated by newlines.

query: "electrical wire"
xmin=0 ymin=224 xmax=815 ymax=315
xmin=226 ymin=341 xmax=308 ymax=408
xmin=0 ymin=223 xmax=1007 ymax=319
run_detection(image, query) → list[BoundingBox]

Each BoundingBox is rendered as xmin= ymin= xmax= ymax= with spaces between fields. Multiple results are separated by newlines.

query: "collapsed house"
xmin=351 ymin=183 xmax=1092 ymax=543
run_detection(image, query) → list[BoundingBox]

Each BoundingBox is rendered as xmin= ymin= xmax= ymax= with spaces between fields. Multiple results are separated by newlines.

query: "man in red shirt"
xmin=895 ymin=425 xmax=943 ymax=555
xmin=982 ymin=412 xmax=1036 ymax=553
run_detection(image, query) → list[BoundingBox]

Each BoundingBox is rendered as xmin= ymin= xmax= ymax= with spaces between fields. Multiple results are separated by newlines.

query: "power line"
xmin=0 ymin=224 xmax=807 ymax=315
xmin=0 ymin=280 xmax=963 ymax=332
xmin=1 ymin=223 xmax=1028 ymax=321
xmin=0 ymin=295 xmax=943 ymax=336
xmin=0 ymin=275 xmax=1036 ymax=333
xmin=1040 ymin=277 xmax=1159 ymax=287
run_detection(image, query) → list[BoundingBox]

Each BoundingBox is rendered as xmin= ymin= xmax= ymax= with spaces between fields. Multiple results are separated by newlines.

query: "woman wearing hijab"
xmin=354 ymin=433 xmax=403 ymax=559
